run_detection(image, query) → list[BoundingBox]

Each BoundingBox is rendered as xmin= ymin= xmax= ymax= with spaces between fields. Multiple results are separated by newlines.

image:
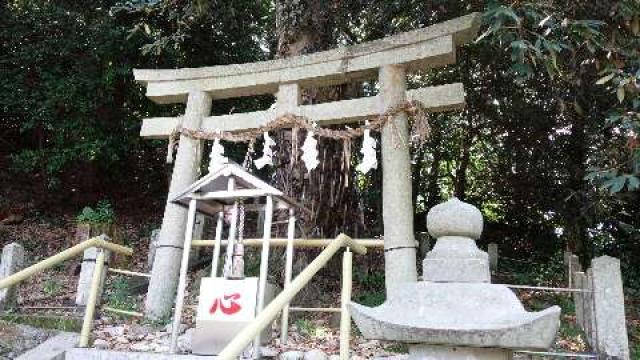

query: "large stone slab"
xmin=65 ymin=348 xmax=218 ymax=359
xmin=15 ymin=332 xmax=77 ymax=360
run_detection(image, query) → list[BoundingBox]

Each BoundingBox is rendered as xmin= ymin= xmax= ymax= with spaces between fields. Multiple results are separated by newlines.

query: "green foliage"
xmin=105 ymin=276 xmax=137 ymax=314
xmin=384 ymin=343 xmax=409 ymax=354
xmin=355 ymin=291 xmax=385 ymax=307
xmin=630 ymin=323 xmax=640 ymax=360
xmin=294 ymin=318 xmax=317 ymax=337
xmin=76 ymin=200 xmax=115 ymax=225
xmin=354 ymin=269 xmax=386 ymax=307
xmin=480 ymin=1 xmax=640 ymax=193
xmin=42 ymin=279 xmax=62 ymax=297
xmin=1 ymin=1 xmax=144 ymax=185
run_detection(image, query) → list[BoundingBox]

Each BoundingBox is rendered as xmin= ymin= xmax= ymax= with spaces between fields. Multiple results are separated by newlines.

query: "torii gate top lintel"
xmin=133 ymin=12 xmax=481 ymax=105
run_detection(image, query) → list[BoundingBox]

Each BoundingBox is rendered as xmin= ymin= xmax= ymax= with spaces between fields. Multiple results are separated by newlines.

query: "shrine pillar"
xmin=379 ymin=65 xmax=418 ymax=294
xmin=145 ymin=91 xmax=212 ymax=319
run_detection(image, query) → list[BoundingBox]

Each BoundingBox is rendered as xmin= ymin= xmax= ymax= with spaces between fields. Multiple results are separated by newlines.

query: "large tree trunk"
xmin=274 ymin=0 xmax=361 ymax=237
xmin=454 ymin=112 xmax=475 ymax=201
xmin=565 ymin=99 xmax=589 ymax=265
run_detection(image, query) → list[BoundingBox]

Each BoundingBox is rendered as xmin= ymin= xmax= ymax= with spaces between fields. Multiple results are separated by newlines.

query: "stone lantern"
xmin=350 ymin=198 xmax=561 ymax=360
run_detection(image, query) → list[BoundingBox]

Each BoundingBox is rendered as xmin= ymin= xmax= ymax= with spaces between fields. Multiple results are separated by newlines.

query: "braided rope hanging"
xmin=167 ymin=100 xmax=431 ymax=164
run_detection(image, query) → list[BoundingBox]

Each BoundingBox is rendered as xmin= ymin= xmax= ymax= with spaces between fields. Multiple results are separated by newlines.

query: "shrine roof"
xmin=170 ymin=162 xmax=307 ymax=215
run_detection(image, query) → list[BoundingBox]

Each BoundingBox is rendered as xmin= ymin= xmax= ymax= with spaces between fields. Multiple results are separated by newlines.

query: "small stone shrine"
xmin=350 ymin=198 xmax=561 ymax=360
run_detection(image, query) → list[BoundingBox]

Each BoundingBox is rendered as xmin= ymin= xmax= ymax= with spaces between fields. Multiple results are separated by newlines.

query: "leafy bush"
xmin=76 ymin=200 xmax=115 ymax=225
xmin=105 ymin=277 xmax=137 ymax=314
xmin=355 ymin=291 xmax=385 ymax=307
xmin=42 ymin=279 xmax=62 ymax=297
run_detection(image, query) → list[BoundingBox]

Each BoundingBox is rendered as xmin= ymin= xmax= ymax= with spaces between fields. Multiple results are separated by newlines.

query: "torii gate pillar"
xmin=379 ymin=65 xmax=418 ymax=292
xmin=146 ymin=91 xmax=211 ymax=319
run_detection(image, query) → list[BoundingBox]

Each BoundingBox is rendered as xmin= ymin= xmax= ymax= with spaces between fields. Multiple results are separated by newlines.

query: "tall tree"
xmin=274 ymin=0 xmax=363 ymax=237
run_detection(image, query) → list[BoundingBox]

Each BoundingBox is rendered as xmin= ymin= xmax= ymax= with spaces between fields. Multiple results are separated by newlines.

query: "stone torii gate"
xmin=134 ymin=13 xmax=481 ymax=319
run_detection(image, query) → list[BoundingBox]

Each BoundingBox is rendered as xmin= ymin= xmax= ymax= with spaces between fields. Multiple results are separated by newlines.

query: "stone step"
xmin=65 ymin=348 xmax=218 ymax=360
xmin=15 ymin=332 xmax=78 ymax=360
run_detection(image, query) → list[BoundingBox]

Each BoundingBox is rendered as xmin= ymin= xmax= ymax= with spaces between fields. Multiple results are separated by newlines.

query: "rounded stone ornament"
xmin=426 ymin=198 xmax=483 ymax=239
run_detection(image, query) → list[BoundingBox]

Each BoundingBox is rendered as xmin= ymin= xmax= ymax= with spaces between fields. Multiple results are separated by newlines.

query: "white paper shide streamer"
xmin=254 ymin=132 xmax=276 ymax=170
xmin=301 ymin=130 xmax=320 ymax=172
xmin=356 ymin=126 xmax=378 ymax=174
xmin=208 ymin=137 xmax=228 ymax=173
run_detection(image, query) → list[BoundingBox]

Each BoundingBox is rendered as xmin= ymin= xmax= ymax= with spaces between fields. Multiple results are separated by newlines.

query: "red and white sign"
xmin=196 ymin=277 xmax=259 ymax=322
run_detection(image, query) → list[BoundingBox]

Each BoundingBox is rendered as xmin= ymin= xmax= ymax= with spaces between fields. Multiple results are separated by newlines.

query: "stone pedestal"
xmin=422 ymin=236 xmax=489 ymax=283
xmin=408 ymin=345 xmax=511 ymax=360
xmin=423 ymin=199 xmax=489 ymax=283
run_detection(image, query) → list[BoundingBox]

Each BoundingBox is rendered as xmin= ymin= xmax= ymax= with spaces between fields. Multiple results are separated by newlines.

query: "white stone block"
xmin=0 ymin=242 xmax=24 ymax=310
xmin=75 ymin=247 xmax=110 ymax=306
xmin=488 ymin=243 xmax=498 ymax=272
xmin=572 ymin=271 xmax=586 ymax=331
xmin=590 ymin=256 xmax=630 ymax=359
xmin=147 ymin=229 xmax=160 ymax=271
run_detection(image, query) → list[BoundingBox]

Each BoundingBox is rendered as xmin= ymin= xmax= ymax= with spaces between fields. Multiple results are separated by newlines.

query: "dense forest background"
xmin=1 ymin=0 xmax=639 ymax=287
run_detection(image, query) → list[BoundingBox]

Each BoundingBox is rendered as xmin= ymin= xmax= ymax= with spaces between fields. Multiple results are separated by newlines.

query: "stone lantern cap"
xmin=349 ymin=282 xmax=561 ymax=350
xmin=427 ymin=198 xmax=483 ymax=239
